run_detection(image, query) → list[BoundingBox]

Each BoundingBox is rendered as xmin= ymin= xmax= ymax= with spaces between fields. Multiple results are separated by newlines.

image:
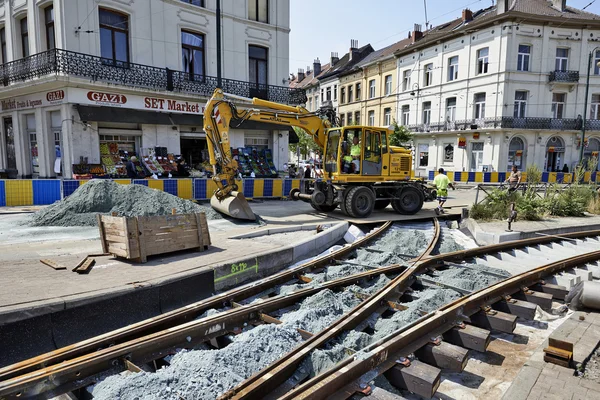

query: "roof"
xmin=317 ymin=44 xmax=374 ymax=81
xmin=356 ymin=38 xmax=413 ymax=67
xmin=511 ymin=0 xmax=600 ymax=20
xmin=289 ymin=62 xmax=333 ymax=90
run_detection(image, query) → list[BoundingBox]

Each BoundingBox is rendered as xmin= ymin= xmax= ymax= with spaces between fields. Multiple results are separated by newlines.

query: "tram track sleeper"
xmin=383 ymin=359 xmax=441 ymax=399
xmin=492 ymin=298 xmax=538 ymax=320
xmin=414 ymin=341 xmax=470 ymax=372
xmin=513 ymin=288 xmax=554 ymax=310
xmin=469 ymin=308 xmax=517 ymax=333
xmin=531 ymin=282 xmax=569 ymax=300
xmin=442 ymin=324 xmax=491 ymax=352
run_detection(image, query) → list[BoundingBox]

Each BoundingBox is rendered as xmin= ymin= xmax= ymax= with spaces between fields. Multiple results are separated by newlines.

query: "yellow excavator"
xmin=203 ymin=88 xmax=428 ymax=220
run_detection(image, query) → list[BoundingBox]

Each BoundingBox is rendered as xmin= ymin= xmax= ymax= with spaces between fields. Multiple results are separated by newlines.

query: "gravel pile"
xmin=429 ymin=267 xmax=507 ymax=292
xmin=29 ymin=180 xmax=220 ymax=227
xmin=356 ymin=228 xmax=431 ymax=266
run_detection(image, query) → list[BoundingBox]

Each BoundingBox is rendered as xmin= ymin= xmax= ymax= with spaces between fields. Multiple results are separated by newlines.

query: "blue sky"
xmin=289 ymin=0 xmax=600 ymax=74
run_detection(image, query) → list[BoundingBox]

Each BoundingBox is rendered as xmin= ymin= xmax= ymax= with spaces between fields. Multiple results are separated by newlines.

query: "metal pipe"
xmin=216 ymin=0 xmax=222 ymax=89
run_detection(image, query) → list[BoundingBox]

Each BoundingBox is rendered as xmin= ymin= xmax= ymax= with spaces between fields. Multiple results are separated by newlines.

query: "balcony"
xmin=408 ymin=116 xmax=598 ymax=133
xmin=549 ymin=70 xmax=580 ymax=83
xmin=0 ymin=48 xmax=307 ymax=105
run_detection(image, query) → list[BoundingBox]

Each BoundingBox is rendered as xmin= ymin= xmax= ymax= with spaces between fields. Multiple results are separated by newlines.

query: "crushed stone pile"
xmin=29 ymin=180 xmax=221 ymax=227
xmin=92 ymin=324 xmax=302 ymax=400
xmin=356 ymin=228 xmax=431 ymax=266
xmin=430 ymin=268 xmax=505 ymax=292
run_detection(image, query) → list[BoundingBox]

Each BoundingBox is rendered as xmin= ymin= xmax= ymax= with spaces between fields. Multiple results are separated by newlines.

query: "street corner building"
xmin=0 ymin=0 xmax=306 ymax=180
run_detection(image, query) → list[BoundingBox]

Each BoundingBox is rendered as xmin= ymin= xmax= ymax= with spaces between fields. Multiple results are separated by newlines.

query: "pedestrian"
xmin=504 ymin=165 xmax=522 ymax=193
xmin=562 ymin=163 xmax=569 ymax=173
xmin=303 ymin=164 xmax=312 ymax=193
xmin=126 ymin=156 xmax=138 ymax=179
xmin=433 ymin=168 xmax=455 ymax=215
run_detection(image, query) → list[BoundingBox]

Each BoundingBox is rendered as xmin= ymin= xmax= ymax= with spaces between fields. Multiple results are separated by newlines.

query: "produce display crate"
xmin=97 ymin=212 xmax=211 ymax=263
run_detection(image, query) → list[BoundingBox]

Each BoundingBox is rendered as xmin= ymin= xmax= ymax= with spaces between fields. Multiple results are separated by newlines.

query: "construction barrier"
xmin=0 ymin=178 xmax=305 ymax=207
xmin=428 ymin=170 xmax=599 ymax=184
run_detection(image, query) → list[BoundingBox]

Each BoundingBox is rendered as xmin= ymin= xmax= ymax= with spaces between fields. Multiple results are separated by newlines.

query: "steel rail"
xmin=220 ymin=219 xmax=441 ymax=400
xmin=286 ymin=252 xmax=600 ymax=399
xmin=0 ymin=221 xmax=392 ymax=384
xmin=223 ymin=228 xmax=600 ymax=400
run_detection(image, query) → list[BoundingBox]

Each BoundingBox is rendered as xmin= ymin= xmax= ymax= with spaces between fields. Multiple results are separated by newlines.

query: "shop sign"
xmin=458 ymin=137 xmax=467 ymax=148
xmin=516 ymin=150 xmax=523 ymax=156
xmin=1 ymin=90 xmax=66 ymax=111
xmin=473 ymin=133 xmax=480 ymax=139
xmin=87 ymin=91 xmax=128 ymax=106
xmin=144 ymin=97 xmax=202 ymax=113
xmin=593 ymin=151 xmax=599 ymax=157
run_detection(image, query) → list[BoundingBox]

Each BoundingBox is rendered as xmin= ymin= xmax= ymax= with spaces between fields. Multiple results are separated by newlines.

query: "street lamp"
xmin=579 ymin=46 xmax=600 ymax=165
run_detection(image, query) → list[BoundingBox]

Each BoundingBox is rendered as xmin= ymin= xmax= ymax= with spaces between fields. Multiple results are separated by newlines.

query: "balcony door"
xmin=470 ymin=142 xmax=484 ymax=172
xmin=545 ymin=136 xmax=565 ymax=172
xmin=249 ymin=45 xmax=268 ymax=99
xmin=3 ymin=117 xmax=16 ymax=174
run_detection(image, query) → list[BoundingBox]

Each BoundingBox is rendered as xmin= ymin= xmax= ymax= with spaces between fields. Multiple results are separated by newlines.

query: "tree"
xmin=388 ymin=119 xmax=413 ymax=147
xmin=289 ymin=126 xmax=321 ymax=160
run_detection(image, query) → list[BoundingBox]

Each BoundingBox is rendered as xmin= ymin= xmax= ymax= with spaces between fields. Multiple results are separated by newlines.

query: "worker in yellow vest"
xmin=350 ymin=136 xmax=361 ymax=174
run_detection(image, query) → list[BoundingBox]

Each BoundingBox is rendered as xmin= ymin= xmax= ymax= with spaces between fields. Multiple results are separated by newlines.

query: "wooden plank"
xmin=106 ymin=241 xmax=139 ymax=252
xmin=103 ymin=234 xmax=130 ymax=244
xmin=96 ymin=214 xmax=108 ymax=254
xmin=470 ymin=309 xmax=517 ymax=333
xmin=415 ymin=341 xmax=470 ymax=372
xmin=298 ymin=275 xmax=313 ymax=283
xmin=492 ymin=298 xmax=538 ymax=320
xmin=122 ymin=216 xmax=133 ymax=259
xmin=198 ymin=212 xmax=211 ymax=246
xmin=40 ymin=259 xmax=67 ymax=270
xmin=87 ymin=253 xmax=110 ymax=257
xmin=109 ymin=248 xmax=129 ymax=258
xmin=513 ymin=289 xmax=553 ymax=310
xmin=531 ymin=282 xmax=569 ymax=300
xmin=72 ymin=257 xmax=89 ymax=272
xmin=135 ymin=217 xmax=147 ymax=263
xmin=137 ymin=214 xmax=196 ymax=227
xmin=144 ymin=238 xmax=200 ymax=256
xmin=384 ymin=360 xmax=441 ymax=399
xmin=102 ymin=227 xmax=128 ymax=237
xmin=74 ymin=258 xmax=95 ymax=274
xmin=443 ymin=324 xmax=490 ymax=352
xmin=124 ymin=359 xmax=142 ymax=373
xmin=194 ymin=213 xmax=205 ymax=252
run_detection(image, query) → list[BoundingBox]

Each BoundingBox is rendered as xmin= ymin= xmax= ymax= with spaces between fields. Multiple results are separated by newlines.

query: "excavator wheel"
xmin=374 ymin=199 xmax=391 ymax=210
xmin=344 ymin=186 xmax=375 ymax=218
xmin=391 ymin=186 xmax=424 ymax=215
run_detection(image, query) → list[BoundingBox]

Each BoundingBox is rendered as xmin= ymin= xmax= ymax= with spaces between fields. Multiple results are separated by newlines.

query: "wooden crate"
xmin=97 ymin=213 xmax=211 ymax=263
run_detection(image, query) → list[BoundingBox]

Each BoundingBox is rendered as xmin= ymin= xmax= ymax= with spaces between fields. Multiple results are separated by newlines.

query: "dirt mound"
xmin=29 ymin=180 xmax=221 ymax=227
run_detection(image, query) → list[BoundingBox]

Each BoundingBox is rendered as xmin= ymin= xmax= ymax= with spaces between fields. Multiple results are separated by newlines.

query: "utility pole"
xmin=216 ymin=0 xmax=222 ymax=89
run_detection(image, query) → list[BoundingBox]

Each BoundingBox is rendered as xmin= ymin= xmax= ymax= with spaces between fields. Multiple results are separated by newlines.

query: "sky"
xmin=289 ymin=0 xmax=600 ymax=74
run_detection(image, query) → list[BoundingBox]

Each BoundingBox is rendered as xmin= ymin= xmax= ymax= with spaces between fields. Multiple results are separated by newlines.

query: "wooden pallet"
xmin=97 ymin=212 xmax=211 ymax=263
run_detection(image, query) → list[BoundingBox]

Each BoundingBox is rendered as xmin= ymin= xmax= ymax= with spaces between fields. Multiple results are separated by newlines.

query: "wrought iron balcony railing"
xmin=0 ymin=48 xmax=307 ymax=105
xmin=549 ymin=70 xmax=580 ymax=83
xmin=408 ymin=116 xmax=599 ymax=133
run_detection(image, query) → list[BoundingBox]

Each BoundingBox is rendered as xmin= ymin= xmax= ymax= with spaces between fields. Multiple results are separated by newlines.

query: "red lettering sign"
xmin=46 ymin=90 xmax=64 ymax=102
xmin=87 ymin=91 xmax=127 ymax=104
xmin=144 ymin=97 xmax=165 ymax=110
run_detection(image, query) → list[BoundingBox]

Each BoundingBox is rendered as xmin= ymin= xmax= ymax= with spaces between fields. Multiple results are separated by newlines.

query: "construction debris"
xmin=72 ymin=257 xmax=96 ymax=274
xmin=39 ymin=259 xmax=67 ymax=270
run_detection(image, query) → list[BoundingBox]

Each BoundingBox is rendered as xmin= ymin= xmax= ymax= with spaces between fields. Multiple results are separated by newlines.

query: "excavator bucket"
xmin=210 ymin=191 xmax=256 ymax=221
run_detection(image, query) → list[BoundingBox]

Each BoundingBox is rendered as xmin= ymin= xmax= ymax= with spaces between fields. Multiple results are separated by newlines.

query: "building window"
xmin=347 ymin=112 xmax=352 ymax=124
xmin=369 ymin=79 xmax=376 ymax=98
xmin=422 ymin=101 xmax=431 ymax=125
xmin=552 ymin=93 xmax=566 ymax=119
xmin=418 ymin=144 xmax=429 ymax=167
xmin=355 ymin=111 xmax=360 ymax=125
xmin=334 ymin=85 xmax=338 ymax=101
xmin=356 ymin=83 xmax=361 ymax=101
xmin=248 ymin=0 xmax=268 ymax=23
xmin=0 ymin=28 xmax=6 ymax=64
xmin=348 ymin=85 xmax=353 ymax=103
xmin=514 ymin=91 xmax=527 ymax=118
xmin=402 ymin=105 xmax=410 ymax=126
xmin=444 ymin=143 xmax=454 ymax=162
xmin=315 ymin=96 xmax=319 ymax=109
xmin=182 ymin=31 xmax=205 ymax=79
xmin=424 ymin=63 xmax=433 ymax=86
xmin=20 ymin=17 xmax=29 ymax=58
xmin=45 ymin=5 xmax=55 ymax=50
xmin=326 ymin=87 xmax=331 ymax=101
xmin=308 ymin=98 xmax=312 ymax=110
xmin=249 ymin=45 xmax=268 ymax=86
xmin=384 ymin=75 xmax=392 ymax=95
xmin=341 ymin=87 xmax=346 ymax=104
xmin=517 ymin=44 xmax=530 ymax=72
xmin=470 ymin=142 xmax=484 ymax=172
xmin=555 ymin=48 xmax=569 ymax=72
xmin=448 ymin=56 xmax=458 ymax=81
xmin=368 ymin=110 xmax=375 ymax=126
xmin=340 ymin=114 xmax=345 ymax=126
xmin=99 ymin=9 xmax=129 ymax=67
xmin=508 ymin=137 xmax=525 ymax=169
xmin=595 ymin=51 xmax=600 ymax=75
xmin=181 ymin=0 xmax=205 ymax=6
xmin=244 ymin=136 xmax=269 ymax=149
xmin=25 ymin=114 xmax=38 ymax=176
xmin=477 ymin=48 xmax=489 ymax=74
xmin=446 ymin=97 xmax=456 ymax=122
xmin=474 ymin=93 xmax=486 ymax=119
xmin=402 ymin=70 xmax=411 ymax=91
xmin=384 ymin=108 xmax=391 ymax=126
xmin=591 ymin=94 xmax=600 ymax=120
xmin=320 ymin=88 xmax=324 ymax=102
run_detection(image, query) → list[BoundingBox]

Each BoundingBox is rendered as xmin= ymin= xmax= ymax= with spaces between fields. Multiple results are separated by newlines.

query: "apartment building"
xmin=395 ymin=0 xmax=600 ymax=176
xmin=0 ymin=0 xmax=303 ymax=179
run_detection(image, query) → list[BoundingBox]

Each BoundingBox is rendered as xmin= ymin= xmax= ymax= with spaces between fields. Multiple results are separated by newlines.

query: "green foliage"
xmin=289 ymin=126 xmax=321 ymax=160
xmin=389 ymin=120 xmax=413 ymax=147
xmin=525 ymin=164 xmax=541 ymax=185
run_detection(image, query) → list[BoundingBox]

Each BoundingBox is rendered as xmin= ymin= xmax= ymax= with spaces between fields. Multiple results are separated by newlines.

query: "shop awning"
xmin=75 ymin=105 xmax=173 ymax=125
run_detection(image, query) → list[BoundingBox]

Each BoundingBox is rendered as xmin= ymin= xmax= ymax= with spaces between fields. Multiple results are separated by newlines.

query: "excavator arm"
xmin=203 ymin=88 xmax=334 ymax=220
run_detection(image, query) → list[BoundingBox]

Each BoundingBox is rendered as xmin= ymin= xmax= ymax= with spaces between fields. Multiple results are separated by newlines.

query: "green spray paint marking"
xmin=214 ymin=259 xmax=259 ymax=283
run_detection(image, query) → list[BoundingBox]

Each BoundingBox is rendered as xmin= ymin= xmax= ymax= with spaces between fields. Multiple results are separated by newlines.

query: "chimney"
xmin=411 ymin=24 xmax=423 ymax=43
xmin=313 ymin=58 xmax=322 ymax=76
xmin=349 ymin=39 xmax=360 ymax=61
xmin=330 ymin=52 xmax=339 ymax=66
xmin=297 ymin=68 xmax=305 ymax=82
xmin=551 ymin=0 xmax=567 ymax=12
xmin=497 ymin=0 xmax=510 ymax=14
xmin=462 ymin=9 xmax=473 ymax=22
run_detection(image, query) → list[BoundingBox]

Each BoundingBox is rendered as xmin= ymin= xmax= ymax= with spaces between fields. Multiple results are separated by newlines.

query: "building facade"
xmin=394 ymin=0 xmax=600 ymax=178
xmin=0 ymin=0 xmax=304 ymax=179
